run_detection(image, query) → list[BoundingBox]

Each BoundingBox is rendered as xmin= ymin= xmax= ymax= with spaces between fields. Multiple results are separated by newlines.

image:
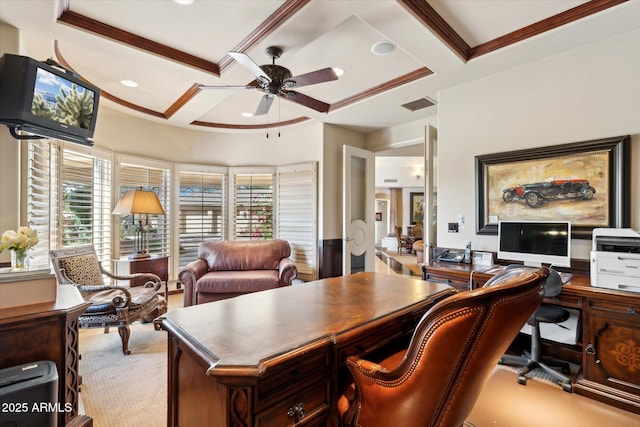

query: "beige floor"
xmin=467 ymin=367 xmax=640 ymax=426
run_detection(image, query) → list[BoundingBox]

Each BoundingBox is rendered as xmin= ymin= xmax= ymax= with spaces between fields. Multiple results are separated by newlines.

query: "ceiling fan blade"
xmin=255 ymin=94 xmax=275 ymax=116
xmin=228 ymin=51 xmax=271 ymax=84
xmin=282 ymin=91 xmax=330 ymax=113
xmin=287 ymin=68 xmax=338 ymax=88
xmin=199 ymin=85 xmax=258 ymax=90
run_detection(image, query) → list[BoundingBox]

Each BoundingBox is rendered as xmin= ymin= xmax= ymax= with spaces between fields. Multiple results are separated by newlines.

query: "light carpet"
xmin=78 ymin=299 xmax=177 ymax=427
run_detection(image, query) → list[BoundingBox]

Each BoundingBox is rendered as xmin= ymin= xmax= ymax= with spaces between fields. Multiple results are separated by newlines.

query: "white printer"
xmin=590 ymin=228 xmax=640 ymax=292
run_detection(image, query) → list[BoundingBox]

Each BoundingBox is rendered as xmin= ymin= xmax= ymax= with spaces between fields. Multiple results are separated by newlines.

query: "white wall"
xmin=375 ymin=156 xmax=425 ymax=188
xmin=0 ymin=23 xmax=21 ymax=265
xmin=94 ymin=107 xmax=323 ymax=166
xmin=437 ymin=30 xmax=640 ymax=260
xmin=320 ymin=124 xmax=366 ymax=239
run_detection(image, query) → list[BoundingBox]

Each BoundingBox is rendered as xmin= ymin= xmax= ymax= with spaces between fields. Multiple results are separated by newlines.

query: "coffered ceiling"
xmin=0 ymin=0 xmax=636 ymax=133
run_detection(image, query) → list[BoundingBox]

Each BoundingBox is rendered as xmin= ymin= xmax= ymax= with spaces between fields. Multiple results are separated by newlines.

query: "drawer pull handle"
xmin=628 ymin=307 xmax=637 ymax=315
xmin=585 ymin=344 xmax=596 ymax=355
xmin=287 ymin=402 xmax=305 ymax=421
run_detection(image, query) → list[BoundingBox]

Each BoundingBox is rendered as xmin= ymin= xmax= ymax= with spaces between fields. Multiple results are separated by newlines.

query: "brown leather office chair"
xmin=338 ymin=266 xmax=548 ymax=427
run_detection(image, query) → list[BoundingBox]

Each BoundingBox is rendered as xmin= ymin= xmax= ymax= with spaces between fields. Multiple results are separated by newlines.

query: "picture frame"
xmin=475 ymin=135 xmax=630 ymax=239
xmin=410 ymin=192 xmax=425 ymax=225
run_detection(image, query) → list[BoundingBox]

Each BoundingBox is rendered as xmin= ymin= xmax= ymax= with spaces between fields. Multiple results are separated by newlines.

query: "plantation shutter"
xmin=230 ymin=168 xmax=274 ymax=240
xmin=177 ymin=168 xmax=226 ymax=266
xmin=276 ymin=162 xmax=317 ymax=281
xmin=60 ymin=145 xmax=112 ymax=266
xmin=116 ymin=156 xmax=171 ymax=258
xmin=25 ymin=140 xmax=59 ymax=267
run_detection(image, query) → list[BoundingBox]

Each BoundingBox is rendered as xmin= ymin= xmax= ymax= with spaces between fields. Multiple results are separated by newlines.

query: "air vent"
xmin=401 ymin=97 xmax=436 ymax=112
xmin=383 ymin=179 xmax=398 ymax=183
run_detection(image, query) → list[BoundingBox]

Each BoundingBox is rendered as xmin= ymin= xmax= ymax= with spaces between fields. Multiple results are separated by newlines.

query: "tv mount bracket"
xmin=8 ymin=126 xmax=46 ymax=140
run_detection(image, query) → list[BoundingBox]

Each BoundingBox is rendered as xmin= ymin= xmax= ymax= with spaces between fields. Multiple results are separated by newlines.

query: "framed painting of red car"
xmin=475 ymin=135 xmax=630 ymax=239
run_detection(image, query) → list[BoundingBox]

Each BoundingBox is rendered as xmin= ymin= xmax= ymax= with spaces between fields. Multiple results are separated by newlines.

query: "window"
xmin=116 ymin=155 xmax=171 ymax=258
xmin=61 ymin=146 xmax=112 ymax=265
xmin=25 ymin=140 xmax=59 ymax=267
xmin=277 ymin=162 xmax=317 ymax=281
xmin=23 ymin=145 xmax=318 ymax=279
xmin=25 ymin=141 xmax=112 ymax=267
xmin=230 ymin=168 xmax=274 ymax=240
xmin=177 ymin=167 xmax=226 ymax=266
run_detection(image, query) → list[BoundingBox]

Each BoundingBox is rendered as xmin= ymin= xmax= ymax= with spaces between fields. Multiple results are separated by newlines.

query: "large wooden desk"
xmin=158 ymin=272 xmax=454 ymax=427
xmin=423 ymin=261 xmax=640 ymax=414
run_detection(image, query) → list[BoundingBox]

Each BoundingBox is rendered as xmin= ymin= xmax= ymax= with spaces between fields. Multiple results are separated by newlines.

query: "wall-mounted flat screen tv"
xmin=0 ymin=53 xmax=100 ymax=146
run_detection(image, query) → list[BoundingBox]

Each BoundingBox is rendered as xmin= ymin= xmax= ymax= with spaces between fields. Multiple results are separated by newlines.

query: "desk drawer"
xmin=255 ymin=347 xmax=329 ymax=410
xmin=424 ymin=272 xmax=469 ymax=290
xmin=255 ymin=380 xmax=329 ymax=427
xmin=544 ymin=292 xmax=582 ymax=309
xmin=337 ymin=312 xmax=417 ymax=363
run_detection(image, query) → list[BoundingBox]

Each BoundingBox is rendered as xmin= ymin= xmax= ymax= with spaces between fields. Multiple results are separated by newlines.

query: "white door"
xmin=343 ymin=145 xmax=375 ymax=275
xmin=425 ymin=125 xmax=437 ymax=261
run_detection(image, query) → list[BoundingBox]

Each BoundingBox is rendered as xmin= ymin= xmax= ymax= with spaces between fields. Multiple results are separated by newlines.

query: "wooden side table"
xmin=113 ymin=255 xmax=169 ymax=287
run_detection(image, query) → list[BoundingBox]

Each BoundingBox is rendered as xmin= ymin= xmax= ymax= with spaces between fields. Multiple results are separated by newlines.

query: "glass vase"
xmin=11 ymin=249 xmax=30 ymax=272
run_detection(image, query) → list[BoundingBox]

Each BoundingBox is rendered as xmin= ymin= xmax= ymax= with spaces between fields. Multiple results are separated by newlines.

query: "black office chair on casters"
xmin=485 ymin=265 xmax=573 ymax=392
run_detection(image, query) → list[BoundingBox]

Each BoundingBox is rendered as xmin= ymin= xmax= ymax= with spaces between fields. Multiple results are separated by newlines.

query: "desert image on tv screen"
xmin=31 ymin=67 xmax=95 ymax=130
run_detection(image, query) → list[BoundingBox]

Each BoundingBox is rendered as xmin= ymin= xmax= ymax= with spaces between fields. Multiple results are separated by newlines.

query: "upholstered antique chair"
xmin=338 ymin=266 xmax=548 ymax=427
xmin=395 ymin=226 xmax=413 ymax=254
xmin=50 ymin=245 xmax=167 ymax=355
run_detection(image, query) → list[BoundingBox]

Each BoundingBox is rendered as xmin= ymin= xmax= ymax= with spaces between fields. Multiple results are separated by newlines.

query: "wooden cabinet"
xmin=0 ymin=286 xmax=92 ymax=426
xmin=574 ymin=294 xmax=640 ymax=413
xmin=113 ymin=255 xmax=168 ymax=287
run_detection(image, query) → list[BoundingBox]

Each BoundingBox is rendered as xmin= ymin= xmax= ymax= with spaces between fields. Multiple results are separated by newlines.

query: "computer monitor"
xmin=498 ymin=220 xmax=571 ymax=268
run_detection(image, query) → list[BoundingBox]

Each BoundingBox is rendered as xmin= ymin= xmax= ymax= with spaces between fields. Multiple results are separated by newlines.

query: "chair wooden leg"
xmin=118 ymin=324 xmax=132 ymax=355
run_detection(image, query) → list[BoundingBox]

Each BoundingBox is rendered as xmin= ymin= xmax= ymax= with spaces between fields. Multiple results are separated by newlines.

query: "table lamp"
xmin=112 ymin=188 xmax=165 ymax=259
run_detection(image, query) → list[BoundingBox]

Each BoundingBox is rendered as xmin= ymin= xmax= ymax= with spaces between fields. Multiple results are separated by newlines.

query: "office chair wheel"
xmin=562 ymin=382 xmax=573 ymax=393
xmin=517 ymin=374 xmax=527 ymax=385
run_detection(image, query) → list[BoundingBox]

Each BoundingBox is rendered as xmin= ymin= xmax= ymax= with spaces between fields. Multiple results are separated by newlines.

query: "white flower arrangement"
xmin=0 ymin=226 xmax=39 ymax=254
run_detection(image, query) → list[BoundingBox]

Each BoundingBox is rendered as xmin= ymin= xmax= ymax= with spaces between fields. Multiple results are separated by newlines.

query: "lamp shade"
xmin=112 ymin=189 xmax=165 ymax=215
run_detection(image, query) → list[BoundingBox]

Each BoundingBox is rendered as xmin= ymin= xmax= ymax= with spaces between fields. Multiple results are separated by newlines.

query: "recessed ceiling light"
xmin=241 ymin=112 xmax=253 ymax=118
xmin=333 ymin=67 xmax=345 ymax=77
xmin=120 ymin=79 xmax=138 ymax=88
xmin=174 ymin=0 xmax=194 ymax=5
xmin=371 ymin=41 xmax=396 ymax=55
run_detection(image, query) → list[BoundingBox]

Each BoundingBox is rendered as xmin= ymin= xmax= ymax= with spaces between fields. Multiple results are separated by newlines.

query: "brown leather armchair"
xmin=179 ymin=239 xmax=297 ymax=306
xmin=338 ymin=266 xmax=548 ymax=427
